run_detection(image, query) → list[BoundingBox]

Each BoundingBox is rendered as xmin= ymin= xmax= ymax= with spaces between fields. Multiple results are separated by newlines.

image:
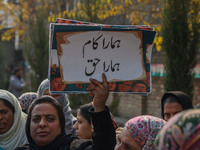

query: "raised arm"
xmin=87 ymin=73 xmax=109 ymax=112
xmin=87 ymin=73 xmax=116 ymax=150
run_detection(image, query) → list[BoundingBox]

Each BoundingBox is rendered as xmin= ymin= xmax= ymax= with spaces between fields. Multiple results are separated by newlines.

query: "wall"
xmin=114 ymin=76 xmax=200 ymax=120
xmin=117 ymin=93 xmax=142 ymax=118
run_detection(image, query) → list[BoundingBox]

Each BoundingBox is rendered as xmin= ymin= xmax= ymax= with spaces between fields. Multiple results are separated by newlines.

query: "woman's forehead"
xmin=31 ymin=103 xmax=57 ymax=115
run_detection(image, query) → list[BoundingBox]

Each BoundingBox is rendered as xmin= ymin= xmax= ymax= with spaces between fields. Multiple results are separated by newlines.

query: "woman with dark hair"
xmin=25 ymin=96 xmax=68 ymax=148
xmin=14 ymin=74 xmax=116 ymax=150
xmin=73 ymin=103 xmax=93 ymax=139
xmin=161 ymin=91 xmax=193 ymax=121
xmin=37 ymin=79 xmax=76 ymax=135
xmin=0 ymin=90 xmax=27 ymax=150
xmin=74 ymin=103 xmax=118 ymax=139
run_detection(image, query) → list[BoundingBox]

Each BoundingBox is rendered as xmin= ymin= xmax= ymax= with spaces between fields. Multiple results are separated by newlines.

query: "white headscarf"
xmin=0 ymin=90 xmax=27 ymax=150
xmin=37 ymin=79 xmax=49 ymax=97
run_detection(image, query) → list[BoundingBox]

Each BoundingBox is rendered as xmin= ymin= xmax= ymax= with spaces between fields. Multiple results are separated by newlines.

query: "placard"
xmin=49 ymin=19 xmax=156 ymax=94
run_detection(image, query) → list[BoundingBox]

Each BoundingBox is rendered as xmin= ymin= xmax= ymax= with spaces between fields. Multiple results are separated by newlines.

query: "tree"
xmin=0 ymin=0 xmax=69 ymax=90
xmin=0 ymin=0 xmax=69 ymax=41
xmin=22 ymin=9 xmax=49 ymax=91
xmin=48 ymin=0 xmax=121 ymax=23
xmin=0 ymin=43 xmax=10 ymax=89
xmin=47 ymin=0 xmax=165 ymax=108
xmin=162 ymin=0 xmax=200 ymax=98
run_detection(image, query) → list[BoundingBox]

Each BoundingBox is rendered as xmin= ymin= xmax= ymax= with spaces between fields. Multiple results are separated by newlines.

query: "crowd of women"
xmin=0 ymin=73 xmax=200 ymax=150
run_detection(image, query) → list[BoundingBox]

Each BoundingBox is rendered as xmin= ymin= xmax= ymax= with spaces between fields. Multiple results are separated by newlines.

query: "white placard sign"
xmin=56 ymin=31 xmax=146 ymax=83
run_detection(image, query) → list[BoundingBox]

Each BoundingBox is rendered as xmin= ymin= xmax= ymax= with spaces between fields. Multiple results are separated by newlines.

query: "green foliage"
xmin=162 ymin=0 xmax=200 ymax=98
xmin=68 ymin=93 xmax=92 ymax=109
xmin=22 ymin=8 xmax=49 ymax=91
xmin=0 ymin=44 xmax=10 ymax=89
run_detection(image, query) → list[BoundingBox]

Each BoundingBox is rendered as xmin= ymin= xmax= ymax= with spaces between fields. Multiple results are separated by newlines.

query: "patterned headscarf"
xmin=125 ymin=115 xmax=166 ymax=150
xmin=18 ymin=92 xmax=37 ymax=111
xmin=155 ymin=109 xmax=200 ymax=150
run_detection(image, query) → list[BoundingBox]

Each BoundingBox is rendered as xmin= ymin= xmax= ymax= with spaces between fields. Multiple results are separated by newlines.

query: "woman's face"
xmin=30 ymin=103 xmax=61 ymax=146
xmin=0 ymin=100 xmax=14 ymax=134
xmin=164 ymin=102 xmax=183 ymax=121
xmin=115 ymin=129 xmax=142 ymax=150
xmin=73 ymin=111 xmax=92 ymax=139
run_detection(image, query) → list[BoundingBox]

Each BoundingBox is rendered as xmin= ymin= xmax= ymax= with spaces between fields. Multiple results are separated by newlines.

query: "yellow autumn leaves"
xmin=0 ymin=0 xmax=199 ymax=52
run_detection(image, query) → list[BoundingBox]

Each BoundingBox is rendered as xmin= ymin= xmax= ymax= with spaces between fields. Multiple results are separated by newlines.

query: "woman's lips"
xmin=0 ymin=123 xmax=6 ymax=129
xmin=75 ymin=132 xmax=80 ymax=138
xmin=38 ymin=131 xmax=49 ymax=136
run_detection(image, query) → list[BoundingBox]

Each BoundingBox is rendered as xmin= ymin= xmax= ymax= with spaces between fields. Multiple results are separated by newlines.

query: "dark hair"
xmin=163 ymin=95 xmax=179 ymax=105
xmin=79 ymin=103 xmax=93 ymax=124
xmin=79 ymin=103 xmax=118 ymax=130
xmin=161 ymin=91 xmax=194 ymax=118
xmin=26 ymin=96 xmax=65 ymax=144
xmin=13 ymin=67 xmax=22 ymax=74
xmin=0 ymin=99 xmax=15 ymax=114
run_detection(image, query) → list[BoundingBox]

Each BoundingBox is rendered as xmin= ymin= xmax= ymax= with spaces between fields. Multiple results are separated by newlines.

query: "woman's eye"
xmin=77 ymin=118 xmax=82 ymax=124
xmin=1 ymin=110 xmax=8 ymax=115
xmin=47 ymin=117 xmax=55 ymax=122
xmin=164 ymin=114 xmax=169 ymax=120
xmin=32 ymin=118 xmax=40 ymax=123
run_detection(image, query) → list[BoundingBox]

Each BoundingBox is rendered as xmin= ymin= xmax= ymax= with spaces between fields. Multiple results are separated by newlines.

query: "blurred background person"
xmin=8 ymin=67 xmax=25 ymax=98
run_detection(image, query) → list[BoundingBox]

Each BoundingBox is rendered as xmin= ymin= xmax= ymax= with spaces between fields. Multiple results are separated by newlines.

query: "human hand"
xmin=87 ymin=73 xmax=109 ymax=112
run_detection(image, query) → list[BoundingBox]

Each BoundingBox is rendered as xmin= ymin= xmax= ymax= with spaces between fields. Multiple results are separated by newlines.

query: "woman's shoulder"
xmin=14 ymin=144 xmax=29 ymax=150
xmin=70 ymin=139 xmax=93 ymax=150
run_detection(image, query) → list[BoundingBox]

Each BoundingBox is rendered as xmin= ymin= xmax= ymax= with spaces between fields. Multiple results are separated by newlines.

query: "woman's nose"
xmin=73 ymin=121 xmax=78 ymax=129
xmin=0 ymin=114 xmax=3 ymax=120
xmin=39 ymin=118 xmax=47 ymax=127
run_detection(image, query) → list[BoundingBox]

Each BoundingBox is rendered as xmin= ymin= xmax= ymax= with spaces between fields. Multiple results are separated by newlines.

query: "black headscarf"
xmin=161 ymin=91 xmax=194 ymax=118
xmin=25 ymin=96 xmax=75 ymax=150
